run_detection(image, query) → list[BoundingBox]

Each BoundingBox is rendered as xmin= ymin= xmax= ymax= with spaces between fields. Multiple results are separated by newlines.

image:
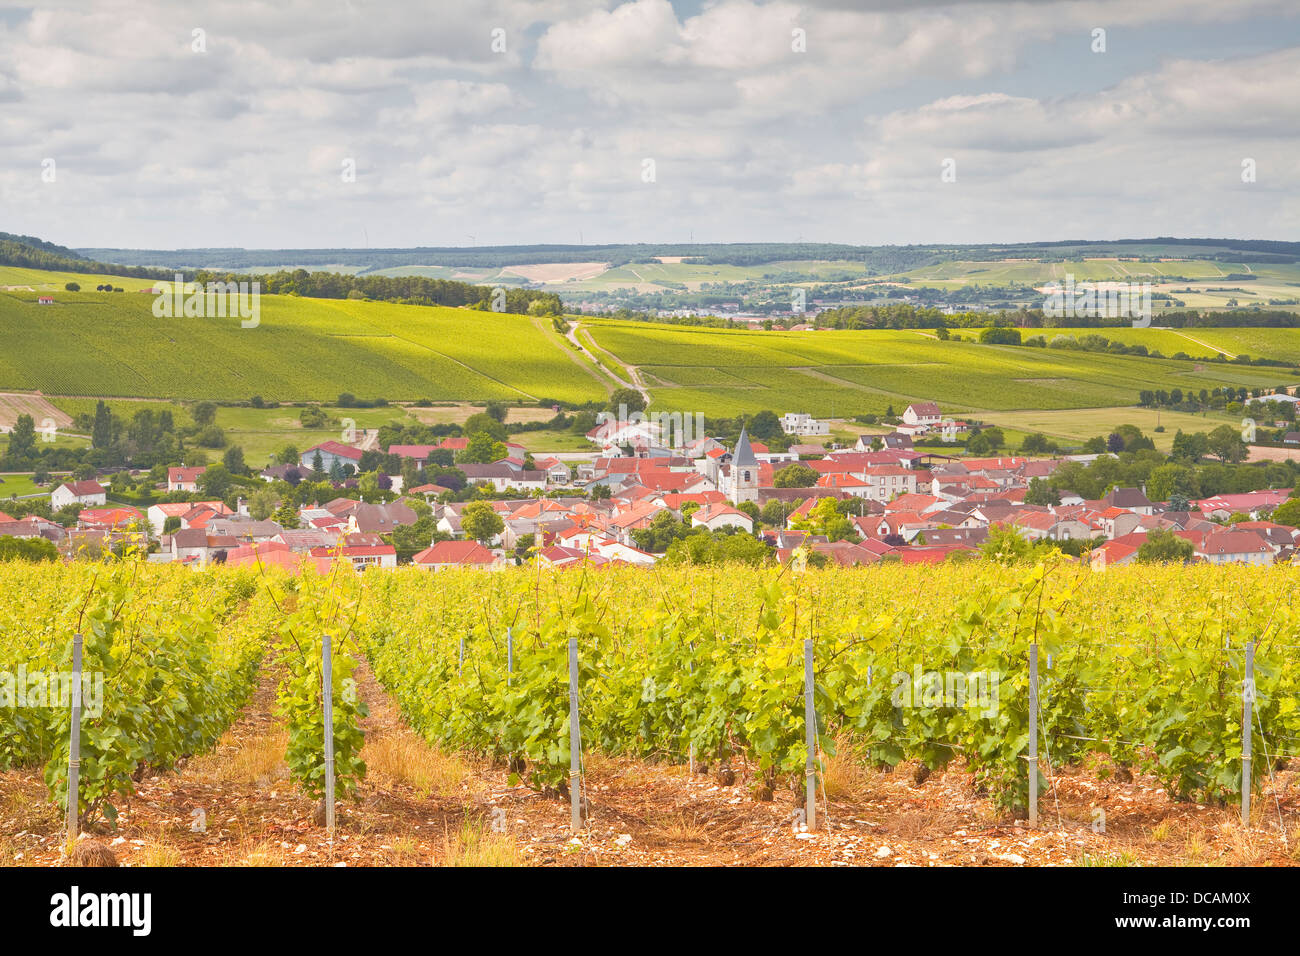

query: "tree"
xmin=789 ymin=497 xmax=857 ymax=541
xmin=274 ymin=501 xmax=300 ymax=530
xmin=464 ymin=412 xmax=508 ymax=442
xmin=1206 ymin=424 xmax=1248 ymax=463
xmin=979 ymin=427 xmax=1005 ymax=450
xmin=197 ymin=425 xmax=226 ymax=448
xmin=312 ymin=451 xmax=325 ymax=476
xmin=223 ymin=445 xmax=247 ymax=474
xmin=1020 ymin=432 xmax=1049 ymax=455
xmin=1271 ymin=497 xmax=1300 ymax=529
xmin=1137 ymin=529 xmax=1194 ymax=564
xmin=1170 ymin=429 xmax=1208 ymax=462
xmin=631 ymin=510 xmax=690 ymax=553
xmin=772 ymin=463 xmax=818 ymax=488
xmin=192 ymin=402 xmax=218 ymax=427
xmin=979 ymin=326 xmax=1021 ymax=345
xmin=607 ymin=388 xmax=645 ymax=413
xmin=1024 ymin=477 xmax=1060 ymax=506
xmin=484 ymin=402 xmax=509 ymax=423
xmin=981 ymin=525 xmax=1027 ymax=563
xmin=248 ymin=487 xmax=277 ymax=521
xmin=0 ymin=536 xmax=57 ymax=561
xmin=1146 ymin=464 xmax=1199 ymax=503
xmin=747 ymin=410 xmax=782 ymax=441
xmin=7 ymin=413 xmax=35 ymax=459
xmin=64 ymin=282 xmax=80 ymax=292
xmin=278 ymin=445 xmax=300 ymax=465
xmin=91 ymin=400 xmax=112 ymax=449
xmin=196 ymin=463 xmax=233 ymax=499
xmin=461 ymin=501 xmax=504 ymax=543
xmin=760 ymin=498 xmax=794 ymax=528
xmin=458 ymin=432 xmax=507 ymax=464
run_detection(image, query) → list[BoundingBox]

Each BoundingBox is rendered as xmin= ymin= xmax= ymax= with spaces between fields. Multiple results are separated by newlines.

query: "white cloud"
xmin=0 ymin=0 xmax=1296 ymax=247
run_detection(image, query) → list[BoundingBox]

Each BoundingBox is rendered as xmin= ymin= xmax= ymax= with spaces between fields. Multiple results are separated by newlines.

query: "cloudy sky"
xmin=1 ymin=0 xmax=1298 ymax=250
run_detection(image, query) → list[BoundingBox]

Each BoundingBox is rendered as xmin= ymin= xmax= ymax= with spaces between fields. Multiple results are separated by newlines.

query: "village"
xmin=3 ymin=401 xmax=1295 ymax=573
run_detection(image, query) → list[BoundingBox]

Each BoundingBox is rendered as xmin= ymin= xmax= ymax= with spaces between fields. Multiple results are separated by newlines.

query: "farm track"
xmin=1170 ymin=330 xmax=1237 ymax=359
xmin=531 ymin=314 xmax=615 ymax=397
xmin=566 ymin=322 xmax=651 ymax=407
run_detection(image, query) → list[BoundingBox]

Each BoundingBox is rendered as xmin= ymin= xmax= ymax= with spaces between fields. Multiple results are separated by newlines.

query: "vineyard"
xmin=584 ymin=319 xmax=1292 ymax=418
xmin=2 ymin=558 xmax=1299 ymax=866
xmin=0 ymin=289 xmax=606 ymax=404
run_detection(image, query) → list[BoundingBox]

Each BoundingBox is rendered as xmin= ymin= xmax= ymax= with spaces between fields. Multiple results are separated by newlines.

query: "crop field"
xmin=585 ymin=321 xmax=1293 ymax=417
xmin=981 ymin=406 xmax=1240 ymax=451
xmin=4 ymin=271 xmax=1298 ymax=420
xmin=1041 ymin=327 xmax=1300 ymax=364
xmin=2 ymin=558 xmax=1298 ymax=868
xmin=0 ymin=266 xmax=159 ymax=293
xmin=0 ymin=289 xmax=607 ymax=405
xmin=887 ymin=259 xmax=1300 ymax=316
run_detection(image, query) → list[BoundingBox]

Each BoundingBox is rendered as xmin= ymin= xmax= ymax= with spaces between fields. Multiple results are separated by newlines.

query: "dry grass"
xmin=1183 ymin=831 xmax=1211 ymax=864
xmin=438 ymin=817 xmax=522 ymax=867
xmin=821 ymin=735 xmax=878 ymax=802
xmin=188 ymin=730 xmax=288 ymax=788
xmin=362 ymin=732 xmax=471 ymax=799
xmin=382 ymin=835 xmax=422 ymax=864
xmin=134 ymin=842 xmax=182 ymax=867
xmin=1221 ymin=822 xmax=1267 ymax=865
xmin=230 ymin=842 xmax=284 ymax=867
xmin=646 ymin=810 xmax=710 ymax=844
xmin=1 ymin=774 xmax=61 ymax=831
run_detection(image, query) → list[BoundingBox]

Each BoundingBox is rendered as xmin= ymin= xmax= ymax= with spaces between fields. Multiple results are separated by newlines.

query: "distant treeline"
xmin=77 ymin=236 xmax=1300 ymax=272
xmin=0 ymin=235 xmax=177 ymax=281
xmin=191 ymin=268 xmax=562 ymax=314
xmin=815 ymin=304 xmax=1300 ymax=330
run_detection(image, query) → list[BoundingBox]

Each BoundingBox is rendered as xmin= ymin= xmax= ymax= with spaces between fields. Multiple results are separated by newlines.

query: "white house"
xmin=901 ymin=402 xmax=942 ymax=428
xmin=779 ymin=413 xmax=829 ymax=436
xmin=592 ymin=539 xmax=658 ymax=564
xmin=857 ymin=466 xmax=919 ymax=501
xmin=50 ymin=481 xmax=106 ymax=511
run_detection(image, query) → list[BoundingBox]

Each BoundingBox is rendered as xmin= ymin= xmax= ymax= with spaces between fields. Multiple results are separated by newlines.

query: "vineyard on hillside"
xmin=2 ymin=558 xmax=1298 ymax=850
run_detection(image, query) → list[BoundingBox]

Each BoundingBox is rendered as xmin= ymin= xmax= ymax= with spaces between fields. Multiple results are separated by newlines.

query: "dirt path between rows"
xmin=2 ymin=657 xmax=1297 ymax=867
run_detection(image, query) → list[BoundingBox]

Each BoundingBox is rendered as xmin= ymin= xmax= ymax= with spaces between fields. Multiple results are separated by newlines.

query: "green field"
xmin=885 ymin=258 xmax=1300 ymax=315
xmin=0 ymin=473 xmax=52 ymax=501
xmin=1043 ymin=326 xmax=1300 ymax=364
xmin=583 ymin=321 xmax=1294 ymax=417
xmin=4 ymin=269 xmax=1299 ymax=427
xmin=0 ymin=289 xmax=610 ymax=405
xmin=981 ymin=406 xmax=1240 ymax=452
xmin=0 ymin=265 xmax=160 ymax=292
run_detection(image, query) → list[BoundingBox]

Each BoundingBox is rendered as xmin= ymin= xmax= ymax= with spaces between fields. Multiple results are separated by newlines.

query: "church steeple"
xmin=732 ymin=426 xmax=757 ymax=468
xmin=729 ymin=426 xmax=759 ymax=505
